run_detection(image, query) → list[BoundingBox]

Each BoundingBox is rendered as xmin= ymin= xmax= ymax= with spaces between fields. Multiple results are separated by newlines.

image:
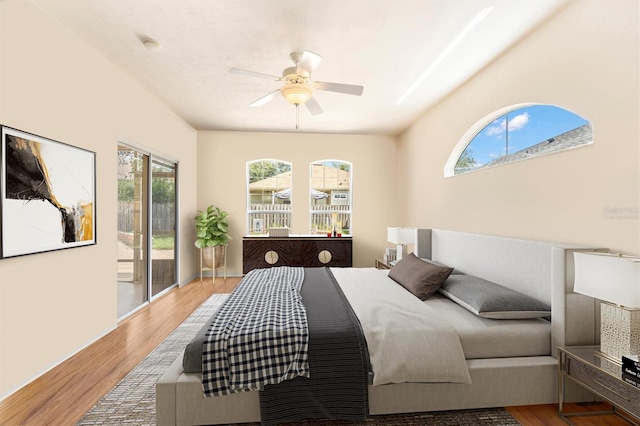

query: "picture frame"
xmin=252 ymin=218 xmax=264 ymax=234
xmin=1 ymin=126 xmax=96 ymax=258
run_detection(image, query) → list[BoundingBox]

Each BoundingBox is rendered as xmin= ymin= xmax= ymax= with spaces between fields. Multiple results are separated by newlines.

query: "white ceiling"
xmin=32 ymin=0 xmax=569 ymax=135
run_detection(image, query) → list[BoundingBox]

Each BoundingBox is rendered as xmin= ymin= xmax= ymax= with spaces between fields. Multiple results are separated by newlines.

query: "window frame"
xmin=445 ymin=103 xmax=592 ymax=177
xmin=246 ymin=159 xmax=292 ymax=235
xmin=309 ymin=159 xmax=353 ymax=235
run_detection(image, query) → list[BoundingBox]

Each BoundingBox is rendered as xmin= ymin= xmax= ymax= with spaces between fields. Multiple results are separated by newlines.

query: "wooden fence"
xmin=248 ymin=204 xmax=292 ymax=231
xmin=118 ymin=202 xmax=349 ymax=235
xmin=248 ymin=204 xmax=350 ymax=234
xmin=311 ymin=206 xmax=351 ymax=233
xmin=118 ymin=201 xmax=175 ymax=233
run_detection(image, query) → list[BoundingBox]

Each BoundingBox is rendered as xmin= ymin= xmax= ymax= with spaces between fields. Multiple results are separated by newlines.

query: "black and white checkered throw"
xmin=202 ymin=266 xmax=309 ymax=397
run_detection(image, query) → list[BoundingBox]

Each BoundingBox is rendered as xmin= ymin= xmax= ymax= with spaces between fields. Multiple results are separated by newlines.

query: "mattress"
xmin=425 ymin=293 xmax=551 ymax=359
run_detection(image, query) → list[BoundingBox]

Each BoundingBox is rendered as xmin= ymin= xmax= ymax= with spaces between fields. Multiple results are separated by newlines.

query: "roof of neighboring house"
xmin=310 ymin=164 xmax=350 ymax=192
xmin=248 ymin=171 xmax=291 ymax=191
xmin=249 ymin=164 xmax=350 ymax=193
xmin=485 ymin=124 xmax=593 ymax=167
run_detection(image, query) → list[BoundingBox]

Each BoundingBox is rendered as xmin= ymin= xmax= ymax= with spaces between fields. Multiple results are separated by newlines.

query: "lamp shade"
xmin=387 ymin=227 xmax=415 ymax=245
xmin=573 ymin=252 xmax=640 ymax=308
xmin=280 ymin=84 xmax=312 ymax=105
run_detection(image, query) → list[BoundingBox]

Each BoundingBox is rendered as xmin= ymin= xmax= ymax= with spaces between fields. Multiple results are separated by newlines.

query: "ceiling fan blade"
xmin=250 ymin=90 xmax=280 ymax=107
xmin=313 ymin=81 xmax=364 ymax=96
xmin=229 ymin=68 xmax=280 ymax=81
xmin=305 ymin=97 xmax=324 ymax=116
xmin=296 ymin=50 xmax=323 ymax=77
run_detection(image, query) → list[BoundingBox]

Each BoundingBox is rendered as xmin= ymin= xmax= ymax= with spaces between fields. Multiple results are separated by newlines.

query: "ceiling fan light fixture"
xmin=280 ymin=84 xmax=312 ymax=105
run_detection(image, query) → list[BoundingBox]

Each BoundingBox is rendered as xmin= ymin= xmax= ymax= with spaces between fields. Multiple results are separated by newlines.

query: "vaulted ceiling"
xmin=33 ymin=0 xmax=569 ymax=134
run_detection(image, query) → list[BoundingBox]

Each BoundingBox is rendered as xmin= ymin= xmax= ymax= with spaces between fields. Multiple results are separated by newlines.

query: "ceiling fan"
xmin=229 ymin=50 xmax=364 ymax=128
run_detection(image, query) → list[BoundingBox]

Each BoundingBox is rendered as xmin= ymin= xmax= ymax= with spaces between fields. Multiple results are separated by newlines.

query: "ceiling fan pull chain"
xmin=296 ymin=104 xmax=300 ymax=129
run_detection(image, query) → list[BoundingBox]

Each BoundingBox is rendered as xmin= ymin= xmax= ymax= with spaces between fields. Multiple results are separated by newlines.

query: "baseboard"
xmin=0 ymin=324 xmax=116 ymax=403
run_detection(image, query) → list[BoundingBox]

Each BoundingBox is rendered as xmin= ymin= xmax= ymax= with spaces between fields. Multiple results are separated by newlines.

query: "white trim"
xmin=245 ymin=159 xmax=293 ymax=235
xmin=444 ymin=103 xmax=532 ymax=177
xmin=118 ymin=301 xmax=149 ymax=322
xmin=0 ymin=325 xmax=116 ymax=403
xmin=308 ymin=159 xmax=353 ymax=234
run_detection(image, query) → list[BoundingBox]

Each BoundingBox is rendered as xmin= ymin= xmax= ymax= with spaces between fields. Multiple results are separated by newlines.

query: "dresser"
xmin=242 ymin=236 xmax=352 ymax=274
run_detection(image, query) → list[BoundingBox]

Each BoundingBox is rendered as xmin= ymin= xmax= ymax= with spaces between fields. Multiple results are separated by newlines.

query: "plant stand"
xmin=200 ymin=246 xmax=227 ymax=282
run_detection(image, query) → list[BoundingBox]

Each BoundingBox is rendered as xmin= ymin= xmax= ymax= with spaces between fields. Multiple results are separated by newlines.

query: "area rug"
xmin=76 ymin=293 xmax=521 ymax=426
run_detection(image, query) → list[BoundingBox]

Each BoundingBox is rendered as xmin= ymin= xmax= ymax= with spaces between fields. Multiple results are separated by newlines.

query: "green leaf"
xmin=194 ymin=204 xmax=230 ymax=248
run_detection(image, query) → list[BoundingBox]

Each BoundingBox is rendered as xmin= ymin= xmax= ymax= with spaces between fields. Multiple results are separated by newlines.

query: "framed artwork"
xmin=253 ymin=218 xmax=264 ymax=233
xmin=1 ymin=126 xmax=96 ymax=258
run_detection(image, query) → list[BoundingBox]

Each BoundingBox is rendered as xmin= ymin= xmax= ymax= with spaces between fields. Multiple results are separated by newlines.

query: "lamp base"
xmin=600 ymin=302 xmax=640 ymax=362
xmin=396 ymin=244 xmax=408 ymax=261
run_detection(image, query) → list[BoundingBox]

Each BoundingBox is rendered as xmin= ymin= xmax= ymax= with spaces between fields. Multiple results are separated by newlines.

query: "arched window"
xmin=446 ymin=104 xmax=592 ymax=176
xmin=246 ymin=159 xmax=292 ymax=235
xmin=309 ymin=160 xmax=352 ymax=235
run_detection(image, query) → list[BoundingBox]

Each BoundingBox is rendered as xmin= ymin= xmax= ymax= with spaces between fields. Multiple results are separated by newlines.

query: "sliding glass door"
xmin=151 ymin=159 xmax=177 ymax=297
xmin=117 ymin=145 xmax=148 ymax=318
xmin=117 ymin=143 xmax=177 ymax=319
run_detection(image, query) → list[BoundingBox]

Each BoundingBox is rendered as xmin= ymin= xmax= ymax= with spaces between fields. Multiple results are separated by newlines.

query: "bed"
xmin=157 ymin=229 xmax=603 ymax=426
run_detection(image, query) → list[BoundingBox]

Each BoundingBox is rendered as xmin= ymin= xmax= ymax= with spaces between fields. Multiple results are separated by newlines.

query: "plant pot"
xmin=202 ymin=246 xmax=225 ymax=269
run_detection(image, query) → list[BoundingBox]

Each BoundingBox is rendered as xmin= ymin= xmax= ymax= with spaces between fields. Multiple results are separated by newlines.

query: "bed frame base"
xmin=157 ymin=355 xmax=559 ymax=426
xmin=370 ymin=357 xmax=557 ymax=414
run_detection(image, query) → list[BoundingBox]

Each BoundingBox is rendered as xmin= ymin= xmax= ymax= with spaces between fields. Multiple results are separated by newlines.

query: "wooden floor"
xmin=0 ymin=277 xmax=240 ymax=426
xmin=0 ymin=276 xmax=631 ymax=426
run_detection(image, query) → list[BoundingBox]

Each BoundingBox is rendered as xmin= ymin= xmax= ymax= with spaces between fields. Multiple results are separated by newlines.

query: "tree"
xmin=117 ymin=178 xmax=175 ymax=202
xmin=248 ymin=160 xmax=291 ymax=183
xmin=152 ymin=179 xmax=175 ymax=203
xmin=118 ymin=179 xmax=134 ymax=201
xmin=455 ymin=149 xmax=478 ymax=172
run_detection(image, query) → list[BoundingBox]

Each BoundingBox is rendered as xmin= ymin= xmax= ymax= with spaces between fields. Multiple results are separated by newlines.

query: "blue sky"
xmin=463 ymin=105 xmax=589 ymax=166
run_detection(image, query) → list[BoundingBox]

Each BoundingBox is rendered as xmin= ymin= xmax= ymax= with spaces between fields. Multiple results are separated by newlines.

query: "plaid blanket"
xmin=202 ymin=266 xmax=309 ymax=396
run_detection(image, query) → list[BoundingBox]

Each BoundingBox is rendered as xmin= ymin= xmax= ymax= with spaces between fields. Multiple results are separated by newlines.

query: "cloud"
xmin=485 ymin=112 xmax=530 ymax=137
xmin=485 ymin=118 xmax=506 ymax=136
xmin=508 ymin=112 xmax=529 ymax=131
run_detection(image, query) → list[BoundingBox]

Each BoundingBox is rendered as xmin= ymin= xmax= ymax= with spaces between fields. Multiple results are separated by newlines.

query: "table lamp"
xmin=573 ymin=251 xmax=640 ymax=362
xmin=387 ymin=227 xmax=415 ymax=261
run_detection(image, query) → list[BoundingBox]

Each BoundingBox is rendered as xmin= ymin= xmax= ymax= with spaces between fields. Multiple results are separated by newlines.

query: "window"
xmin=246 ymin=159 xmax=292 ymax=235
xmin=309 ymin=160 xmax=352 ymax=235
xmin=447 ymin=104 xmax=592 ymax=176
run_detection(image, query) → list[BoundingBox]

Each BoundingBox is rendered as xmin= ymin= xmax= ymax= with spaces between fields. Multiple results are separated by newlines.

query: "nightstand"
xmin=558 ymin=346 xmax=640 ymax=424
xmin=375 ymin=258 xmax=391 ymax=269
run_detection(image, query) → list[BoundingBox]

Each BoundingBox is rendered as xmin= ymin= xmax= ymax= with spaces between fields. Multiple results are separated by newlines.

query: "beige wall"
xmin=0 ymin=1 xmax=198 ymax=399
xmin=197 ymin=131 xmax=398 ymax=275
xmin=398 ymin=0 xmax=639 ymax=255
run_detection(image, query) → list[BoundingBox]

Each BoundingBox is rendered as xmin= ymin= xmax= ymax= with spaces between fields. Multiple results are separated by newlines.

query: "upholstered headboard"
xmin=415 ymin=229 xmax=604 ymax=356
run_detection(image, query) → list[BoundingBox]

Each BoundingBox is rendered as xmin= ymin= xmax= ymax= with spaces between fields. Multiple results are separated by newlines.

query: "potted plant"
xmin=194 ymin=205 xmax=231 ymax=269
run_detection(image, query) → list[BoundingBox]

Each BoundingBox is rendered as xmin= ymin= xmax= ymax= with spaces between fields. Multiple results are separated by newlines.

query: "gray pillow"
xmin=439 ymin=274 xmax=551 ymax=319
xmin=388 ymin=253 xmax=453 ymax=300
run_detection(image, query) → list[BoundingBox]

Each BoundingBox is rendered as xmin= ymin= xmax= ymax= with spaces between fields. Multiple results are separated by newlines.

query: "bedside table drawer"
xmin=567 ymin=357 xmax=640 ymax=417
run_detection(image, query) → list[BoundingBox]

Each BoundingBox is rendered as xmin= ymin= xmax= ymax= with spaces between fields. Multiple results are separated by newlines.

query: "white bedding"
xmin=331 ymin=267 xmax=472 ymax=386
